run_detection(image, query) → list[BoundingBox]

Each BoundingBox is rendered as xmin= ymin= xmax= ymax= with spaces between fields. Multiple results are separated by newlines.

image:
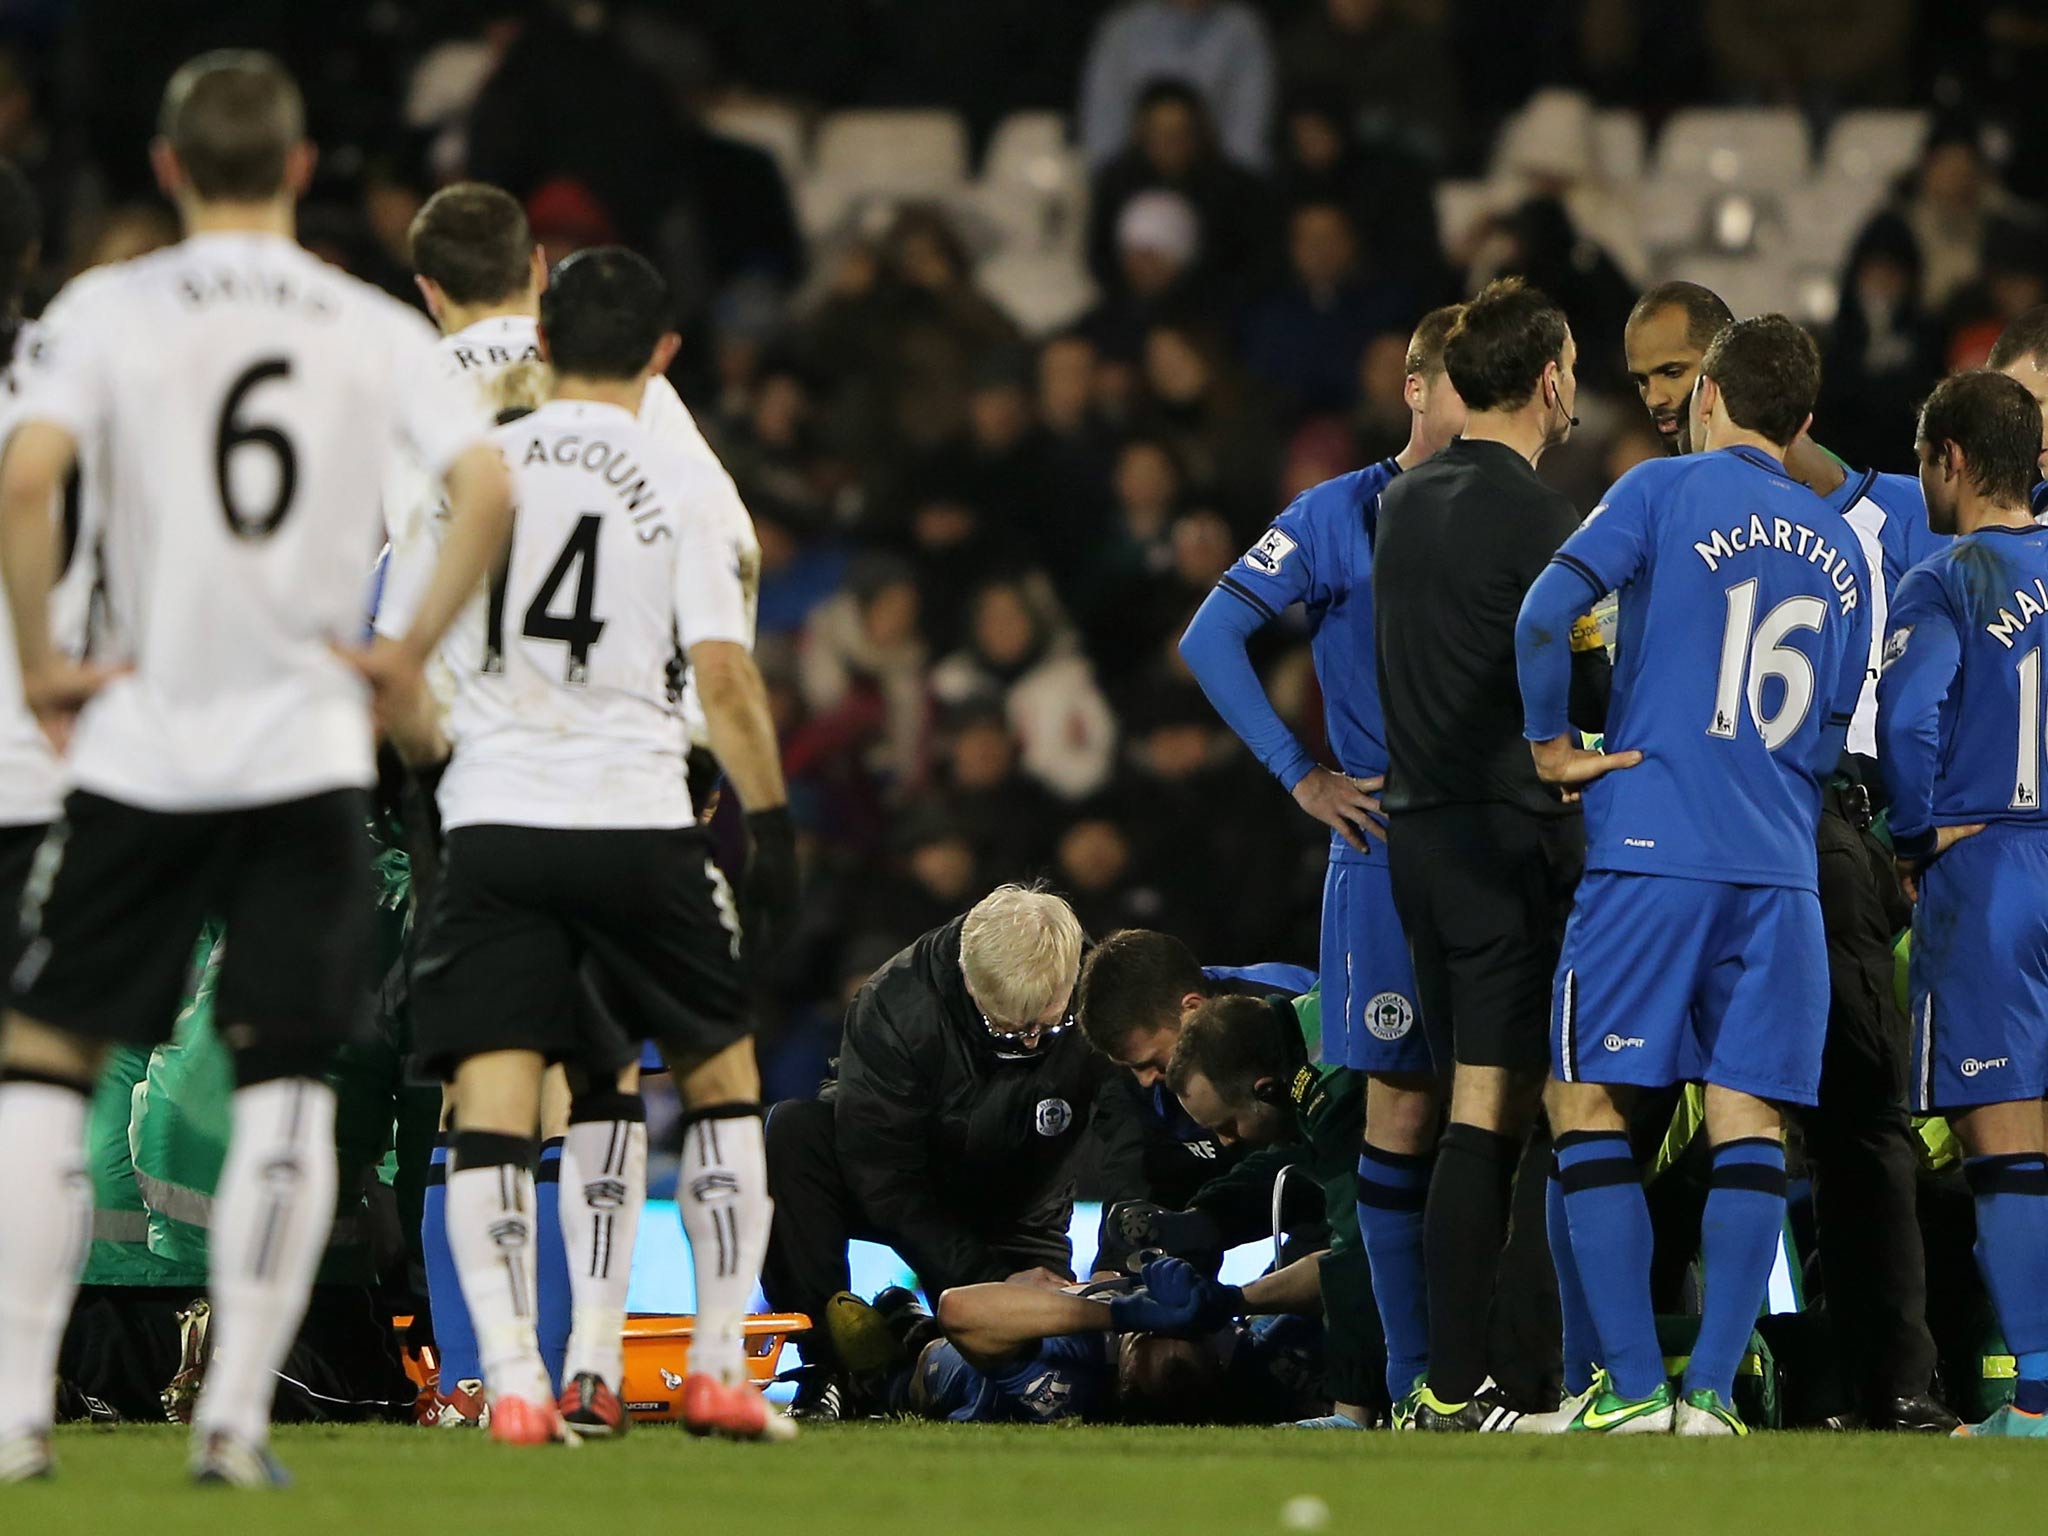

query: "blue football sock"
xmin=1556 ymin=1130 xmax=1663 ymax=1401
xmin=536 ymin=1136 xmax=571 ymax=1395
xmin=1963 ymin=1155 xmax=2048 ymax=1415
xmin=1686 ymin=1137 xmax=1787 ymax=1403
xmin=1356 ymin=1141 xmax=1433 ymax=1402
xmin=423 ymin=1138 xmax=481 ymax=1388
xmin=1547 ymin=1156 xmax=1599 ymax=1396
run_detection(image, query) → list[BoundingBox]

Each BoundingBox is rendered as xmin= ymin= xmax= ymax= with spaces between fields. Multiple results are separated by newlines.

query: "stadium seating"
xmin=1821 ymin=108 xmax=1930 ymax=189
xmin=1656 ymin=108 xmax=1811 ymax=190
xmin=814 ymin=109 xmax=971 ymax=192
xmin=709 ymin=100 xmax=811 ymax=186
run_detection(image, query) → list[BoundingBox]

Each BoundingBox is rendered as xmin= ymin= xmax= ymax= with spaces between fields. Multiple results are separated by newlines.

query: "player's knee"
xmin=677 ymin=1036 xmax=761 ymax=1108
xmin=1365 ymin=1075 xmax=1440 ymax=1150
xmin=450 ymin=1128 xmax=539 ymax=1174
xmin=0 ymin=1013 xmax=104 ymax=1090
xmin=568 ymin=1084 xmax=645 ymax=1126
xmin=229 ymin=1035 xmax=335 ymax=1089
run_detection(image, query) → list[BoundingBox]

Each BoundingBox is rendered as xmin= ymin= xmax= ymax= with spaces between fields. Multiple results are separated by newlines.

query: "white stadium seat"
xmin=1634 ymin=178 xmax=1715 ymax=254
xmin=1662 ymin=251 xmax=1799 ymax=323
xmin=1783 ymin=182 xmax=1887 ymax=271
xmin=708 ymin=101 xmax=810 ymax=186
xmin=814 ymin=109 xmax=970 ymax=193
xmin=977 ymin=249 xmax=1097 ymax=337
xmin=1656 ymin=108 xmax=1810 ymax=190
xmin=984 ymin=111 xmax=1071 ymax=183
xmin=979 ymin=112 xmax=1089 ymax=259
xmin=1822 ymin=108 xmax=1929 ymax=187
xmin=1593 ymin=109 xmax=1647 ymax=185
xmin=1434 ymin=179 xmax=1501 ymax=255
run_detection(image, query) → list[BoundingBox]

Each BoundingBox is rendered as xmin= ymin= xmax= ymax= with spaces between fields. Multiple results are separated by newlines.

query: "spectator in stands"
xmin=1351 ymin=331 xmax=1414 ymax=463
xmin=871 ymin=806 xmax=985 ymax=943
xmin=804 ymin=205 xmax=1023 ymax=465
xmin=798 ymin=554 xmax=932 ymax=796
xmin=1076 ymin=436 xmax=1186 ymax=665
xmin=1817 ymin=214 xmax=1942 ymax=474
xmin=1079 ymin=0 xmax=1276 ymax=172
xmin=1055 ymin=797 xmax=1180 ymax=939
xmin=1273 ymin=86 xmax=1448 ymax=295
xmin=1086 ymin=188 xmax=1208 ymax=363
xmin=1856 ymin=118 xmax=2042 ymax=316
xmin=1136 ymin=321 xmax=1280 ymax=532
xmin=931 ymin=577 xmax=1118 ymax=802
xmin=932 ymin=701 xmax=1061 ymax=882
xmin=1087 ymin=81 xmax=1276 ymax=316
xmin=1239 ymin=200 xmax=1414 ymax=425
xmin=1036 ymin=332 xmax=1118 ymax=578
xmin=1464 ymin=195 xmax=1635 ymax=394
xmin=1277 ymin=0 xmax=1458 ymax=165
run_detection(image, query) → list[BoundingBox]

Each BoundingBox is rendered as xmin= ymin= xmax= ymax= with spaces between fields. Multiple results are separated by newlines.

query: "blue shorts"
xmin=1908 ymin=825 xmax=2048 ymax=1112
xmin=1321 ymin=846 xmax=1427 ymax=1075
xmin=1552 ymin=872 xmax=1828 ymax=1104
xmin=914 ymin=1333 xmax=1107 ymax=1424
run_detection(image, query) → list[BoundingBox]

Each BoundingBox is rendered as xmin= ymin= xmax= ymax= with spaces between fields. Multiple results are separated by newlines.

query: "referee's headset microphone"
xmin=1548 ymin=374 xmax=1580 ymax=431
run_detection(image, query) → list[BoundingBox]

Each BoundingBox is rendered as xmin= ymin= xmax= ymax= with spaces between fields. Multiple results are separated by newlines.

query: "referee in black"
xmin=1372 ymin=278 xmax=1620 ymax=1429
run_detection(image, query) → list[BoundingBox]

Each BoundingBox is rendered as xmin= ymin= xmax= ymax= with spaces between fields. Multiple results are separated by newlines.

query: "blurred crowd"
xmin=11 ymin=0 xmax=2048 ymax=1106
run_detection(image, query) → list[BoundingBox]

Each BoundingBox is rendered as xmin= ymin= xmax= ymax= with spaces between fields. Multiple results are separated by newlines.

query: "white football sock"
xmin=194 ymin=1077 xmax=338 ymax=1446
xmin=0 ymin=1080 xmax=91 ymax=1437
xmin=678 ymin=1108 xmax=770 ymax=1386
xmin=446 ymin=1150 xmax=552 ymax=1404
xmin=559 ymin=1114 xmax=646 ymax=1388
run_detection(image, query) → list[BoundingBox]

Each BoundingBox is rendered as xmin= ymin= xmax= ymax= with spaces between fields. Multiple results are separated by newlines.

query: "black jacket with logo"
xmin=825 ymin=916 xmax=1113 ymax=1292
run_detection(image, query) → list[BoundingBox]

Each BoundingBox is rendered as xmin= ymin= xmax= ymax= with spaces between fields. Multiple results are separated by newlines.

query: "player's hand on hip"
xmin=1292 ymin=766 xmax=1387 ymax=850
xmin=1529 ymin=732 xmax=1642 ymax=793
xmin=1896 ymin=822 xmax=1986 ymax=902
xmin=22 ymin=656 xmax=123 ymax=753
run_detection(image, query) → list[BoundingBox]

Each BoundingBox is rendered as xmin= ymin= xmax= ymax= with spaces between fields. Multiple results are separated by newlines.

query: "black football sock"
xmin=1422 ymin=1121 xmax=1520 ymax=1403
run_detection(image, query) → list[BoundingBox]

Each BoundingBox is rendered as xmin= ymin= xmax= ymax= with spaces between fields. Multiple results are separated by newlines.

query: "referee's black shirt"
xmin=1372 ymin=436 xmax=1604 ymax=816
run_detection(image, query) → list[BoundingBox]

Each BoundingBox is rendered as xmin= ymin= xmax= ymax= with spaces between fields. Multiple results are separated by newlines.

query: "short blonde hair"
xmin=960 ymin=883 xmax=1084 ymax=1026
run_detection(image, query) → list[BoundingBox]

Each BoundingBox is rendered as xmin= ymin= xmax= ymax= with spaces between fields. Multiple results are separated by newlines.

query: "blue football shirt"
xmin=1211 ymin=461 xmax=1398 ymax=782
xmin=1877 ymin=523 xmax=2048 ymax=852
xmin=1528 ymin=445 xmax=1871 ymax=889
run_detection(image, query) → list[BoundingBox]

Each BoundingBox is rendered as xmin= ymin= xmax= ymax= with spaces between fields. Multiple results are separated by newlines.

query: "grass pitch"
xmin=13 ymin=1421 xmax=2036 ymax=1535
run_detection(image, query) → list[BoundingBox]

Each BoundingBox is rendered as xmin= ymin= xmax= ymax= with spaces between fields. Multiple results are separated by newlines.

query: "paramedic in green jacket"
xmin=1166 ymin=988 xmax=1387 ymax=1427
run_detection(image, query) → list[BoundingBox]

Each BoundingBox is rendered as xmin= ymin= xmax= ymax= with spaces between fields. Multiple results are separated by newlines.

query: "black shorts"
xmin=1387 ymin=802 xmax=1584 ymax=1074
xmin=1 ymin=818 xmax=50 ymax=991
xmin=12 ymin=788 xmax=373 ymax=1050
xmin=409 ymin=823 xmax=749 ymax=1079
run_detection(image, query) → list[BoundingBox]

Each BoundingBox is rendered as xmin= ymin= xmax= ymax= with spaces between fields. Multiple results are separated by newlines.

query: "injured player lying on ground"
xmin=816 ymin=1254 xmax=1338 ymax=1426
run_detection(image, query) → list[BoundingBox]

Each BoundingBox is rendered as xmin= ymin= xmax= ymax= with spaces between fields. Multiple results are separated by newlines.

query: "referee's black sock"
xmin=1422 ymin=1121 xmax=1520 ymax=1403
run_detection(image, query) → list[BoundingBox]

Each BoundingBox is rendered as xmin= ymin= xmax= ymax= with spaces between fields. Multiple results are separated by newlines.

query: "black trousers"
xmin=761 ymin=1098 xmax=1073 ymax=1366
xmin=1796 ymin=793 xmax=1936 ymax=1408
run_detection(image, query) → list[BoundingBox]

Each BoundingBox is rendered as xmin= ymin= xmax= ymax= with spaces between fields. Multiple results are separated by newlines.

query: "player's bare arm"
xmin=0 ymin=419 xmax=116 ymax=742
xmin=690 ymin=638 xmax=788 ymax=813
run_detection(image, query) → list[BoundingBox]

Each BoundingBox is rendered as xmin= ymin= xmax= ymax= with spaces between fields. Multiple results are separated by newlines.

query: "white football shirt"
xmin=16 ymin=231 xmax=484 ymax=812
xmin=434 ymin=398 xmax=751 ymax=831
xmin=375 ymin=312 xmax=757 ymax=742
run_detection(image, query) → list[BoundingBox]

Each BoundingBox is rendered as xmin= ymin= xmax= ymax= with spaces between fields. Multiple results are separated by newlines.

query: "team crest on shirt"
xmin=1034 ymin=1098 xmax=1074 ymax=1137
xmin=1365 ymin=992 xmax=1415 ymax=1041
xmin=1882 ymin=626 xmax=1914 ymax=670
xmin=1244 ymin=528 xmax=1298 ymax=575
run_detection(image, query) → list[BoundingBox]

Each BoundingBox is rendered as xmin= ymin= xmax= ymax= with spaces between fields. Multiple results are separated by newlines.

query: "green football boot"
xmin=1673 ymin=1387 xmax=1748 ymax=1437
xmin=1564 ymin=1371 xmax=1674 ymax=1434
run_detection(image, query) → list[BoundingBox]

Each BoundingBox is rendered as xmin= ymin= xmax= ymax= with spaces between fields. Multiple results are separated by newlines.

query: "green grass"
xmin=10 ymin=1421 xmax=2039 ymax=1535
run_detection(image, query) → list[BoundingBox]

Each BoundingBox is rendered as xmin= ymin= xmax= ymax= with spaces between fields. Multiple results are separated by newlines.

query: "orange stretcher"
xmin=618 ymin=1313 xmax=809 ymax=1421
xmin=398 ymin=1312 xmax=810 ymax=1424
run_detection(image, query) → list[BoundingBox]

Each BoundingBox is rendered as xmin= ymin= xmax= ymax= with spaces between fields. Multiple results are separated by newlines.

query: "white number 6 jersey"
xmin=14 ymin=230 xmax=482 ymax=812
xmin=435 ymin=397 xmax=752 ymax=832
